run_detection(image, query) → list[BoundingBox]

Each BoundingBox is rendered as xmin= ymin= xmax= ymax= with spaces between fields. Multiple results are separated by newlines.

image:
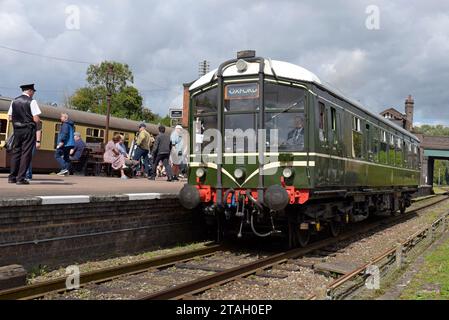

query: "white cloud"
xmin=0 ymin=0 xmax=449 ymax=125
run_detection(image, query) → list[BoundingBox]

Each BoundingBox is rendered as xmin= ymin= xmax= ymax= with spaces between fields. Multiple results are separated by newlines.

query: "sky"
xmin=0 ymin=0 xmax=449 ymax=125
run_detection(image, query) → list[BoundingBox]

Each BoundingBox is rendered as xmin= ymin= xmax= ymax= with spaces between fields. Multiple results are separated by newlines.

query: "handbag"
xmin=5 ymin=133 xmax=15 ymax=152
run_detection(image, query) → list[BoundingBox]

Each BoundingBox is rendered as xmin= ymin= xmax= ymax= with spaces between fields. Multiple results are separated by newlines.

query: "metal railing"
xmin=325 ymin=211 xmax=449 ymax=300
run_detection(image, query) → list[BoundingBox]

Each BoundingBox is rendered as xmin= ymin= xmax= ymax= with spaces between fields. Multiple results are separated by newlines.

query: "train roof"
xmin=189 ymin=59 xmax=419 ymax=142
xmin=190 ymin=59 xmax=322 ymax=91
xmin=0 ymin=96 xmax=161 ymax=135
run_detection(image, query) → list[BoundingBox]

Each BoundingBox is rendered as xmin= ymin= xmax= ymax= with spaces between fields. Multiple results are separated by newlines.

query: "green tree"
xmin=68 ymin=61 xmax=158 ymax=122
xmin=414 ymin=125 xmax=449 ymax=136
xmin=87 ymin=61 xmax=133 ymax=94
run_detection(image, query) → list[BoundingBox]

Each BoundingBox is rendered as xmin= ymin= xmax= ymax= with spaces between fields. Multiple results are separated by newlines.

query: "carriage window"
xmin=331 ymin=107 xmax=337 ymax=131
xmin=192 ymin=87 xmax=218 ymax=115
xmin=388 ymin=134 xmax=395 ymax=166
xmin=395 ymin=137 xmax=403 ymax=167
xmin=372 ymin=127 xmax=379 ymax=162
xmin=0 ymin=119 xmax=7 ymax=142
xmin=86 ymin=128 xmax=104 ymax=143
xmin=318 ymin=102 xmax=326 ymax=142
xmin=352 ymin=116 xmax=362 ymax=158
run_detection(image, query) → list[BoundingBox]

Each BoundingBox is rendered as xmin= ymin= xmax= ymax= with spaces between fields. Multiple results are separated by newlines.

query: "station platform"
xmin=0 ymin=173 xmax=183 ymax=200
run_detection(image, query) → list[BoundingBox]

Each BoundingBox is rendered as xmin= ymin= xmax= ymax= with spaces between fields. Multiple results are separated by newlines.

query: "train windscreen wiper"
xmin=268 ymin=99 xmax=304 ymax=121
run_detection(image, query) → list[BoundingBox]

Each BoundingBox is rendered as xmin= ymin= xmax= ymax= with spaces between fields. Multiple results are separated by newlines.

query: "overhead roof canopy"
xmin=424 ymin=149 xmax=449 ymax=158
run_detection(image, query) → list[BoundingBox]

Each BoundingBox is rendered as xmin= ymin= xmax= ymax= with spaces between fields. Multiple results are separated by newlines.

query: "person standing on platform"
xmin=55 ymin=113 xmax=75 ymax=176
xmin=170 ymin=125 xmax=184 ymax=181
xmin=7 ymin=84 xmax=41 ymax=185
xmin=25 ymin=120 xmax=42 ymax=181
xmin=133 ymin=123 xmax=153 ymax=177
xmin=149 ymin=125 xmax=174 ymax=181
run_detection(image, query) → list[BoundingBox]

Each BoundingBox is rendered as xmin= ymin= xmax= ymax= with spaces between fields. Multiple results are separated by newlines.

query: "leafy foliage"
xmin=68 ymin=61 xmax=159 ymax=123
xmin=414 ymin=125 xmax=449 ymax=136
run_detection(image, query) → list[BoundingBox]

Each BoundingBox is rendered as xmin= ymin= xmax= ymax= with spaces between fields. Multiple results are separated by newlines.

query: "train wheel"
xmin=297 ymin=229 xmax=310 ymax=247
xmin=329 ymin=221 xmax=341 ymax=237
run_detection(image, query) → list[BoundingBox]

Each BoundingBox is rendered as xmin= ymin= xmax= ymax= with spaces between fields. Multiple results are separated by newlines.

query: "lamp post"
xmin=105 ymin=64 xmax=114 ymax=143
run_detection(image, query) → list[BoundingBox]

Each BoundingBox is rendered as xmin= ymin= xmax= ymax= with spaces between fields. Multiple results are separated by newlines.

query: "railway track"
xmin=0 ymin=194 xmax=447 ymax=300
xmin=141 ymin=195 xmax=449 ymax=300
xmin=0 ymin=243 xmax=225 ymax=300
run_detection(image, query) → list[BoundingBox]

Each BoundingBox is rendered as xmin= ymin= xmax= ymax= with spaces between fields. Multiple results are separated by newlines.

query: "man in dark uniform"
xmin=7 ymin=84 xmax=41 ymax=185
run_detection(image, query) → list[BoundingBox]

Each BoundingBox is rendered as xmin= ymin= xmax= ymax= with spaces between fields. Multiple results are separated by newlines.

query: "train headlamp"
xmin=236 ymin=59 xmax=248 ymax=73
xmin=234 ymin=168 xmax=245 ymax=179
xmin=196 ymin=168 xmax=206 ymax=178
xmin=282 ymin=168 xmax=294 ymax=179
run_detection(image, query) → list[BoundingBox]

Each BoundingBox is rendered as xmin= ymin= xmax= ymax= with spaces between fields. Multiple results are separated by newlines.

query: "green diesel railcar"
xmin=179 ymin=51 xmax=420 ymax=247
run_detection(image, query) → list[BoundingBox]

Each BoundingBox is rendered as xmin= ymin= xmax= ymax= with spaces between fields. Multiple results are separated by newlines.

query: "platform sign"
xmin=169 ymin=109 xmax=183 ymax=119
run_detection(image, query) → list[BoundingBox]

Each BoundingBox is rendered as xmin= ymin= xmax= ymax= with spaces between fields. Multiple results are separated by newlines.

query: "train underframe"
xmin=199 ymin=187 xmax=415 ymax=247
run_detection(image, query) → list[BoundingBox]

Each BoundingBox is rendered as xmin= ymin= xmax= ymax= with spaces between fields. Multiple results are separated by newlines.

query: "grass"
xmin=400 ymin=235 xmax=449 ymax=300
xmin=433 ymin=186 xmax=449 ymax=195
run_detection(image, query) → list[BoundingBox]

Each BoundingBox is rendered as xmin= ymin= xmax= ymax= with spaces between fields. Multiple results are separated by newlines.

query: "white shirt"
xmin=7 ymin=92 xmax=42 ymax=117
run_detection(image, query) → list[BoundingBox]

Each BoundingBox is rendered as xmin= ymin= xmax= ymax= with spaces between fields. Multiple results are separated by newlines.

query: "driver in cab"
xmin=286 ymin=115 xmax=305 ymax=148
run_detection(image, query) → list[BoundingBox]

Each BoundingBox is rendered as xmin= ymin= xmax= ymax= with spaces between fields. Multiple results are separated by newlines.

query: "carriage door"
xmin=317 ymin=101 xmax=329 ymax=185
xmin=328 ymin=107 xmax=341 ymax=185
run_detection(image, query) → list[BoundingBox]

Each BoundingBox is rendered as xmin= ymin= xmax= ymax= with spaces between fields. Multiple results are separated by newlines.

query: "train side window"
xmin=395 ymin=137 xmax=403 ymax=167
xmin=330 ymin=107 xmax=337 ymax=131
xmin=372 ymin=127 xmax=379 ymax=162
xmin=388 ymin=134 xmax=395 ymax=166
xmin=86 ymin=127 xmax=105 ymax=143
xmin=318 ymin=102 xmax=326 ymax=142
xmin=0 ymin=119 xmax=7 ymax=142
xmin=352 ymin=116 xmax=362 ymax=158
xmin=379 ymin=130 xmax=388 ymax=164
xmin=406 ymin=142 xmax=412 ymax=168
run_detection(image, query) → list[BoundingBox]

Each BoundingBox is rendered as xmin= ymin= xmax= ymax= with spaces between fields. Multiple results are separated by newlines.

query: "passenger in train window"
xmin=55 ymin=113 xmax=75 ymax=176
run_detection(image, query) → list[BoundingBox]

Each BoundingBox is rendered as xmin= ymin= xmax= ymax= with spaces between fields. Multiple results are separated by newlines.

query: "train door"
xmin=317 ymin=101 xmax=329 ymax=185
xmin=328 ymin=106 xmax=342 ymax=185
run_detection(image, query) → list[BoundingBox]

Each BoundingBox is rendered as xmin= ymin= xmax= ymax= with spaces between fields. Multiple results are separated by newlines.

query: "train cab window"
xmin=225 ymin=114 xmax=258 ymax=152
xmin=264 ymin=83 xmax=306 ymax=152
xmin=352 ymin=116 xmax=362 ymax=158
xmin=0 ymin=119 xmax=7 ymax=142
xmin=318 ymin=102 xmax=326 ymax=142
xmin=224 ymin=83 xmax=259 ymax=112
xmin=194 ymin=115 xmax=218 ymax=154
xmin=192 ymin=87 xmax=218 ymax=115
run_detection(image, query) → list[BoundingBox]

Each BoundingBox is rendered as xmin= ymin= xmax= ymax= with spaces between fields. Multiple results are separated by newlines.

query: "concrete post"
xmin=396 ymin=243 xmax=403 ymax=269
